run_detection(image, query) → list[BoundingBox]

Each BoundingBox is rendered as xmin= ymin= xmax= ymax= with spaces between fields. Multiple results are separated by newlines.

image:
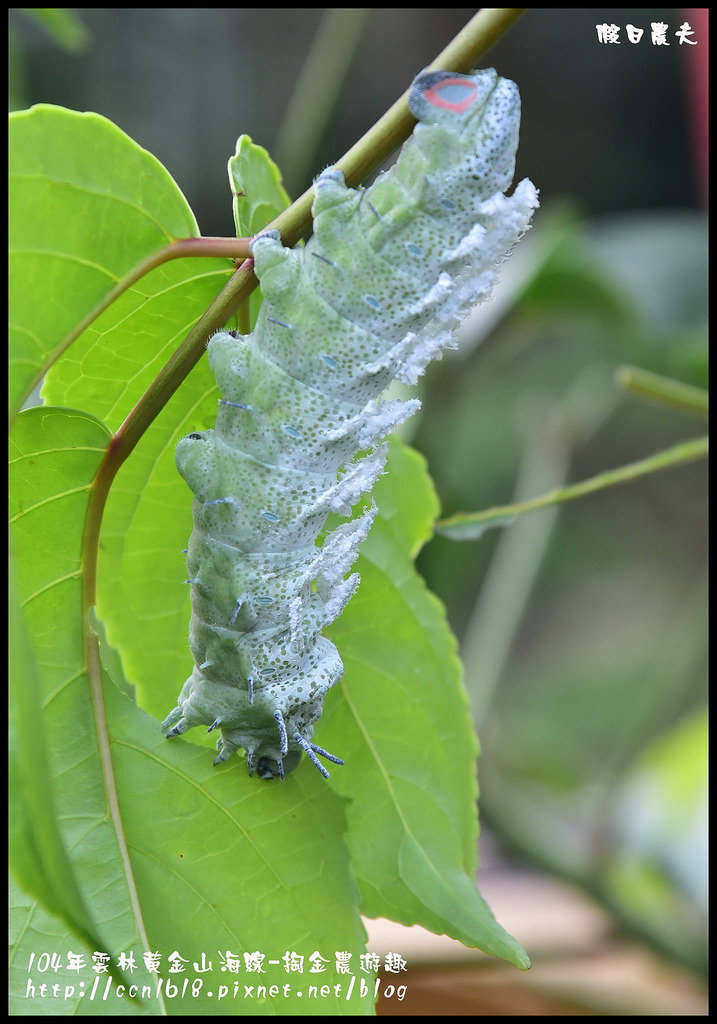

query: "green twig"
xmin=437 ymin=435 xmax=709 ymax=540
xmin=617 ymin=365 xmax=709 ymax=421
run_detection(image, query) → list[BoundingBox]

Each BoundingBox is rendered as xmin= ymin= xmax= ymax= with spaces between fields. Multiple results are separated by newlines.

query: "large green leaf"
xmin=9 ymin=407 xmax=373 ymax=1015
xmin=9 ymin=412 xmax=114 ymax=973
xmin=8 ymin=104 xmax=231 ymax=418
xmin=9 ymin=407 xmax=151 ymax=1012
xmin=38 ymin=135 xmax=296 ymax=431
xmin=324 ymin=443 xmax=528 ymax=965
xmin=39 ymin=257 xmax=229 ymax=432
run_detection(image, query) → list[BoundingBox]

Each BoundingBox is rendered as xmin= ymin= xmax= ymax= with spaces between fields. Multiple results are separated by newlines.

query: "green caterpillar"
xmin=162 ymin=68 xmax=539 ymax=780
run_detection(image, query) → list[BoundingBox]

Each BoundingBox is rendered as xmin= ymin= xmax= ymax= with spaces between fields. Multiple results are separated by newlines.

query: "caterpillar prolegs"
xmin=162 ymin=68 xmax=539 ymax=779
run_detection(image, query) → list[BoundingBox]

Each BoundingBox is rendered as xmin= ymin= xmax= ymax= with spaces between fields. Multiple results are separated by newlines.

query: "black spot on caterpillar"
xmin=162 ymin=68 xmax=539 ymax=780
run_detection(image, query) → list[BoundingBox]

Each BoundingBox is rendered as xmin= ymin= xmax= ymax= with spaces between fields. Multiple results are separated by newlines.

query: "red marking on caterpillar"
xmin=423 ymin=76 xmax=478 ymax=113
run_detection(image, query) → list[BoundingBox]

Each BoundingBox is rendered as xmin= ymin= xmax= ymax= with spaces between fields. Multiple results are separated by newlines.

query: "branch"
xmin=437 ymin=436 xmax=709 ymax=541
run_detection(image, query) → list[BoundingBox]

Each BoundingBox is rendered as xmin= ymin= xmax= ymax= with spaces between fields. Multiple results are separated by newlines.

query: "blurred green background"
xmin=10 ymin=6 xmax=707 ymax=986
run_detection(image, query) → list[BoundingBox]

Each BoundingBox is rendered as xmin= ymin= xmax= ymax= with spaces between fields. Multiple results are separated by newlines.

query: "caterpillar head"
xmin=252 ymin=749 xmax=302 ymax=781
xmin=209 ymin=705 xmax=345 ymax=782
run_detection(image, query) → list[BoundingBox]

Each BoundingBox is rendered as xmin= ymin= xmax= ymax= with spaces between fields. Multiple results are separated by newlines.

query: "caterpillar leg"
xmin=293 ymin=732 xmax=344 ymax=779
